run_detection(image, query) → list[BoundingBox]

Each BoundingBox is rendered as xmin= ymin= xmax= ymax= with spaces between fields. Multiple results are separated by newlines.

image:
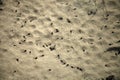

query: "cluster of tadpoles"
xmin=57 ymin=54 xmax=84 ymax=72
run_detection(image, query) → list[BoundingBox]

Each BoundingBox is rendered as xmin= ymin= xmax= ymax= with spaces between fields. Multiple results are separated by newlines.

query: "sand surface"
xmin=0 ymin=0 xmax=120 ymax=80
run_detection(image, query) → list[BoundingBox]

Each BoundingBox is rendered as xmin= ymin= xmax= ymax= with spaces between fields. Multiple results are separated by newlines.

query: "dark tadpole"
xmin=57 ymin=54 xmax=60 ymax=59
xmin=106 ymin=75 xmax=115 ymax=80
xmin=16 ymin=58 xmax=19 ymax=62
xmin=34 ymin=57 xmax=38 ymax=60
xmin=116 ymin=40 xmax=120 ymax=43
xmin=60 ymin=60 xmax=66 ymax=65
xmin=106 ymin=46 xmax=120 ymax=55
xmin=48 ymin=69 xmax=52 ymax=71
xmin=49 ymin=45 xmax=56 ymax=51
xmin=0 ymin=8 xmax=3 ymax=11
xmin=66 ymin=18 xmax=71 ymax=23
xmin=0 ymin=0 xmax=3 ymax=11
xmin=58 ymin=17 xmax=63 ymax=20
xmin=0 ymin=0 xmax=3 ymax=5
xmin=106 ymin=46 xmax=120 ymax=52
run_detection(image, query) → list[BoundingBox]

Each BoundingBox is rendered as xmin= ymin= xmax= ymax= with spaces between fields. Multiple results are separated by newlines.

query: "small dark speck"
xmin=109 ymin=43 xmax=112 ymax=46
xmin=116 ymin=21 xmax=120 ymax=24
xmin=106 ymin=14 xmax=109 ymax=17
xmin=70 ymin=66 xmax=74 ymax=68
xmin=23 ymin=36 xmax=26 ymax=38
xmin=75 ymin=15 xmax=78 ymax=17
xmin=0 ymin=48 xmax=7 ymax=52
xmin=21 ymin=25 xmax=24 ymax=28
xmin=24 ymin=50 xmax=27 ymax=53
xmin=99 ymin=37 xmax=102 ymax=40
xmin=15 ymin=10 xmax=17 ymax=12
xmin=80 ymin=37 xmax=83 ymax=40
xmin=50 ymin=23 xmax=53 ymax=26
xmin=42 ymin=45 xmax=45 ymax=48
xmin=111 ymin=31 xmax=114 ymax=33
xmin=115 ymin=53 xmax=118 ymax=56
xmin=104 ymin=17 xmax=108 ymax=20
xmin=34 ymin=57 xmax=38 ymax=59
xmin=40 ymin=54 xmax=44 ymax=57
xmin=67 ymin=50 xmax=70 ymax=52
xmin=105 ymin=64 xmax=109 ymax=67
xmin=34 ymin=9 xmax=38 ymax=13
xmin=44 ymin=44 xmax=49 ymax=48
xmin=46 ymin=18 xmax=51 ymax=21
xmin=60 ymin=60 xmax=63 ymax=63
xmin=48 ymin=69 xmax=52 ymax=71
xmin=104 ymin=25 xmax=107 ymax=28
xmin=23 ymin=40 xmax=26 ymax=42
xmin=113 ymin=27 xmax=115 ymax=29
xmin=90 ymin=43 xmax=93 ymax=44
xmin=24 ymin=21 xmax=27 ymax=23
xmin=58 ymin=17 xmax=63 ymax=20
xmin=27 ymin=33 xmax=31 ymax=35
xmin=14 ymin=70 xmax=17 ymax=73
xmin=17 ymin=1 xmax=20 ymax=5
xmin=61 ymin=37 xmax=63 ymax=40
xmin=73 ymin=8 xmax=77 ymax=10
xmin=57 ymin=54 xmax=60 ymax=59
xmin=29 ymin=51 xmax=31 ymax=54
xmin=66 ymin=3 xmax=68 ymax=5
xmin=19 ymin=42 xmax=22 ymax=44
xmin=13 ymin=45 xmax=16 ymax=46
xmin=115 ymin=51 xmax=120 ymax=56
xmin=66 ymin=64 xmax=69 ymax=67
xmin=51 ymin=32 xmax=53 ymax=35
xmin=83 ymin=49 xmax=85 ymax=52
xmin=70 ymin=30 xmax=73 ymax=33
xmin=16 ymin=18 xmax=20 ymax=21
xmin=78 ymin=29 xmax=82 ymax=33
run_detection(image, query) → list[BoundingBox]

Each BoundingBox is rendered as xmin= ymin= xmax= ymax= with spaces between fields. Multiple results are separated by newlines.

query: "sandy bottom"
xmin=0 ymin=0 xmax=120 ymax=80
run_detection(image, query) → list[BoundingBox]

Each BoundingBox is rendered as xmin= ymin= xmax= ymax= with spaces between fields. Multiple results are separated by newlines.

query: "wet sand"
xmin=0 ymin=0 xmax=120 ymax=80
